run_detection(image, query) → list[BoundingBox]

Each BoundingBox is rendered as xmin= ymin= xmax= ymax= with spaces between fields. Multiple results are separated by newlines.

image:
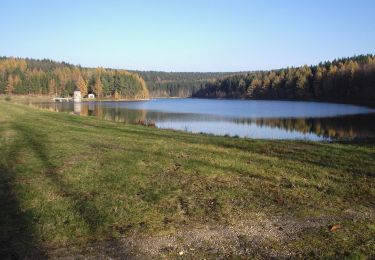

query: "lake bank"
xmin=0 ymin=100 xmax=374 ymax=258
xmin=5 ymin=94 xmax=375 ymax=107
xmin=0 ymin=94 xmax=152 ymax=103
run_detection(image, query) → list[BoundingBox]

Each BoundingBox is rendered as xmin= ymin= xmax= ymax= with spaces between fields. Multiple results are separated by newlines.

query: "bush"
xmin=135 ymin=119 xmax=156 ymax=127
xmin=5 ymin=96 xmax=11 ymax=101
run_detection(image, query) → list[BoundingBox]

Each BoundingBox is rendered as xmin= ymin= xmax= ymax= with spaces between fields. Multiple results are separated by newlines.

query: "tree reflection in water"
xmin=30 ymin=101 xmax=375 ymax=140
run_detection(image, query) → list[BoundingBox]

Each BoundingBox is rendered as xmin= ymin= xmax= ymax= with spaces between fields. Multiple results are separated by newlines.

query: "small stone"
xmin=179 ymin=251 xmax=184 ymax=255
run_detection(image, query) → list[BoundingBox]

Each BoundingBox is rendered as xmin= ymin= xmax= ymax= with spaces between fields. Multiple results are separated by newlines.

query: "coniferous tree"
xmin=192 ymin=54 xmax=375 ymax=106
xmin=76 ymin=75 xmax=87 ymax=96
xmin=93 ymin=76 xmax=103 ymax=98
xmin=6 ymin=75 xmax=14 ymax=95
xmin=49 ymin=79 xmax=57 ymax=96
xmin=0 ymin=57 xmax=149 ymax=99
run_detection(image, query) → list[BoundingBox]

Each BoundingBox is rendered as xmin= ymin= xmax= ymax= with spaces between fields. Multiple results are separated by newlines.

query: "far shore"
xmin=0 ymin=94 xmax=190 ymax=103
xmin=2 ymin=94 xmax=374 ymax=109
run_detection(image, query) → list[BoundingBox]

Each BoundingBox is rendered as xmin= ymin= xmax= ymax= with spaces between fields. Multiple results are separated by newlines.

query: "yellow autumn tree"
xmin=114 ymin=90 xmax=120 ymax=99
xmin=93 ymin=76 xmax=103 ymax=98
xmin=6 ymin=75 xmax=14 ymax=95
xmin=49 ymin=79 xmax=57 ymax=96
xmin=76 ymin=75 xmax=87 ymax=96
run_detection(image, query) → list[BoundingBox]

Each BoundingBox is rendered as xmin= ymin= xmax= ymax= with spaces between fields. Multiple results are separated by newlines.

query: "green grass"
xmin=0 ymin=100 xmax=374 ymax=258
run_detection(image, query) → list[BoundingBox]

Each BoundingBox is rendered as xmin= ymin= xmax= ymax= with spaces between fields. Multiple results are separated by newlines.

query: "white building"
xmin=73 ymin=90 xmax=82 ymax=102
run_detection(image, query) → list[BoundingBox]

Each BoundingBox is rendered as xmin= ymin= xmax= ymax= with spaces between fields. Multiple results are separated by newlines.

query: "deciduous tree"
xmin=76 ymin=75 xmax=87 ymax=96
xmin=6 ymin=75 xmax=13 ymax=95
xmin=93 ymin=76 xmax=103 ymax=98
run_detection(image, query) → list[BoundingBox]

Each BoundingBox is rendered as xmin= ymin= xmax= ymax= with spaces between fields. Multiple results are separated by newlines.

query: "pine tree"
xmin=247 ymin=76 xmax=262 ymax=98
xmin=313 ymin=66 xmax=324 ymax=98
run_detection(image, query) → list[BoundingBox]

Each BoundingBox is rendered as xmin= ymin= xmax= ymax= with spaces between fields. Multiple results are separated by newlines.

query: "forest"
xmin=135 ymin=71 xmax=241 ymax=97
xmin=193 ymin=55 xmax=375 ymax=106
xmin=0 ymin=57 xmax=149 ymax=99
xmin=1 ymin=55 xmax=374 ymax=106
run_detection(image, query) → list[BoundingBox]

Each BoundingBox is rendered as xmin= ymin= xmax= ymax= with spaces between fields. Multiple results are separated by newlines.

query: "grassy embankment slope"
xmin=0 ymin=99 xmax=374 ymax=258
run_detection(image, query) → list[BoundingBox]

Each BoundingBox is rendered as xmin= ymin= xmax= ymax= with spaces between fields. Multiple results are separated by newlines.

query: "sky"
xmin=1 ymin=0 xmax=375 ymax=72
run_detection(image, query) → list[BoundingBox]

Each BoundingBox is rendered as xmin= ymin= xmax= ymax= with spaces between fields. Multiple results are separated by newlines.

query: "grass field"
xmin=0 ymin=98 xmax=374 ymax=258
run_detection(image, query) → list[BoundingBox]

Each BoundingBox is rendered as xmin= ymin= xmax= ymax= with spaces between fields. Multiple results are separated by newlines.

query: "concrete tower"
xmin=73 ymin=90 xmax=82 ymax=102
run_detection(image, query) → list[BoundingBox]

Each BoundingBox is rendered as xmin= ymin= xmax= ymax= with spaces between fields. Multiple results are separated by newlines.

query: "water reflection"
xmin=74 ymin=102 xmax=81 ymax=115
xmin=30 ymin=101 xmax=375 ymax=141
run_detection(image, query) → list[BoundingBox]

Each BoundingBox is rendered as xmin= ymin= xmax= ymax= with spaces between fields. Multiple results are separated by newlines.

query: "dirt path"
xmin=46 ymin=209 xmax=375 ymax=259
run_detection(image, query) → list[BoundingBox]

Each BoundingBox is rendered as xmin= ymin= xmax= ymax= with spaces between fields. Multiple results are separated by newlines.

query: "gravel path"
xmin=47 ymin=209 xmax=375 ymax=259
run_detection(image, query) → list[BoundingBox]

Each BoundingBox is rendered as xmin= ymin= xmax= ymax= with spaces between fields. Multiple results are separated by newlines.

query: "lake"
xmin=30 ymin=98 xmax=375 ymax=141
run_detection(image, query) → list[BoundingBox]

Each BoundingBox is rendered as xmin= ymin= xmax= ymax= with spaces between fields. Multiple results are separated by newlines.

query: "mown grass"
xmin=0 ymin=99 xmax=374 ymax=258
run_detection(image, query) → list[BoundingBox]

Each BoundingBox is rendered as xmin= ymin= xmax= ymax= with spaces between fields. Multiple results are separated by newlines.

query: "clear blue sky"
xmin=1 ymin=0 xmax=374 ymax=72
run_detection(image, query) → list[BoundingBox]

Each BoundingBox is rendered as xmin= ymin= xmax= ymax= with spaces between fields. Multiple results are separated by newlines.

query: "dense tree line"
xmin=193 ymin=55 xmax=375 ymax=106
xmin=2 ymin=55 xmax=374 ymax=105
xmin=134 ymin=71 xmax=242 ymax=97
xmin=0 ymin=57 xmax=149 ymax=99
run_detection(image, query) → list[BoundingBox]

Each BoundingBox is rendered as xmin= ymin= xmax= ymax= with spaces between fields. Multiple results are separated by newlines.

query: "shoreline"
xmin=1 ymin=94 xmax=373 ymax=108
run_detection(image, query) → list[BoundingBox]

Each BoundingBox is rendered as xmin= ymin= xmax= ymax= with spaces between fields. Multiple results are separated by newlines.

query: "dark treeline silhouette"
xmin=193 ymin=55 xmax=375 ymax=106
xmin=134 ymin=71 xmax=243 ymax=97
xmin=0 ymin=57 xmax=149 ymax=99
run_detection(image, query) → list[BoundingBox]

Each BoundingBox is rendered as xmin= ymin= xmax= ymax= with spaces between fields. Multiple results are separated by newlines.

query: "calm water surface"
xmin=30 ymin=98 xmax=375 ymax=141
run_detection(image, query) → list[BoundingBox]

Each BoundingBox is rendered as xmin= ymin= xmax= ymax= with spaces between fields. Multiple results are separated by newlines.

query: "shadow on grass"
xmin=0 ymin=147 xmax=47 ymax=258
xmin=15 ymin=122 xmax=108 ymax=231
xmin=0 ymin=121 xmax=129 ymax=257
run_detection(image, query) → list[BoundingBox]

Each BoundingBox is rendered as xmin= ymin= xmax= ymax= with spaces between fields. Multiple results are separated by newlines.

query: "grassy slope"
xmin=0 ymin=99 xmax=374 ymax=258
